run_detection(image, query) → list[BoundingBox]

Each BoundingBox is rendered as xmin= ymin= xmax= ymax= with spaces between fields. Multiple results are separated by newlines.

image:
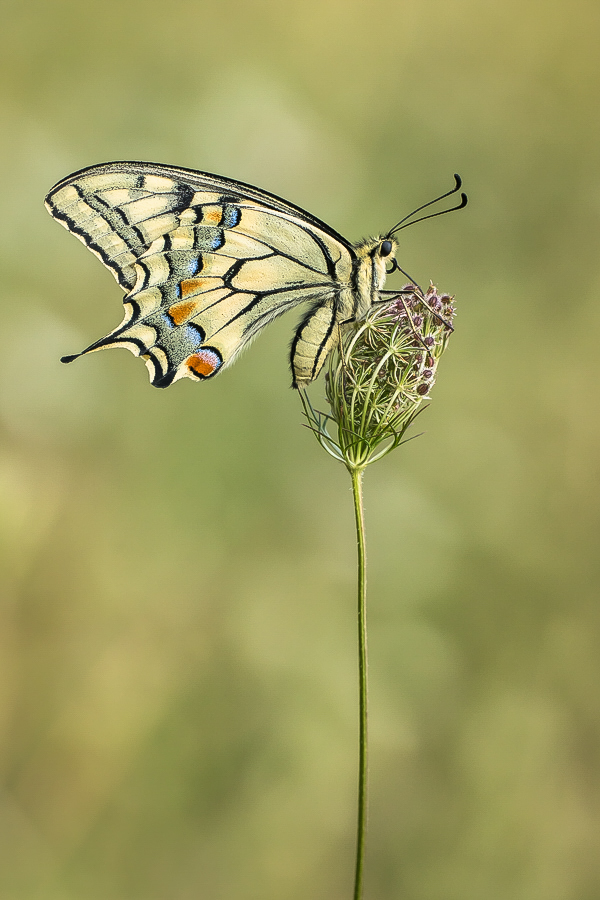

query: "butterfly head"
xmin=373 ymin=236 xmax=398 ymax=287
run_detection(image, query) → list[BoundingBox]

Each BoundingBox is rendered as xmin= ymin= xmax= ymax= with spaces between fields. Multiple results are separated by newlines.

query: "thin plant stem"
xmin=300 ymin=284 xmax=457 ymax=897
xmin=351 ymin=466 xmax=368 ymax=900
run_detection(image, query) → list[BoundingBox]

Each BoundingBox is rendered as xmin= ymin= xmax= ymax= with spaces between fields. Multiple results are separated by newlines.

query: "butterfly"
xmin=45 ymin=162 xmax=466 ymax=389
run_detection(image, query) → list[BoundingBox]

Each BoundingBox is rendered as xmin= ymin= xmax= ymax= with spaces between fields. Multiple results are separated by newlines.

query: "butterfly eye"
xmin=380 ymin=240 xmax=393 ymax=257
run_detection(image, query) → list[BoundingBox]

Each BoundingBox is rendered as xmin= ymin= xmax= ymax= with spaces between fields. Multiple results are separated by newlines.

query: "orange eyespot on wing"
xmin=186 ymin=348 xmax=222 ymax=379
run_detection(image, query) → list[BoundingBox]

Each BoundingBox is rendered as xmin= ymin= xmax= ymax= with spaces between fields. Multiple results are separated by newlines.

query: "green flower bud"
xmin=300 ymin=283 xmax=455 ymax=472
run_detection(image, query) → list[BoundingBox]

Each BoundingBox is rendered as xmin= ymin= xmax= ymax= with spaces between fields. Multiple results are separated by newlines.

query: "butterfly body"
xmin=45 ymin=162 xmax=398 ymax=388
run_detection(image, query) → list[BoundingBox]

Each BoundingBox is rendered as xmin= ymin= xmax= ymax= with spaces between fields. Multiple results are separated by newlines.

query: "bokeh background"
xmin=1 ymin=1 xmax=600 ymax=897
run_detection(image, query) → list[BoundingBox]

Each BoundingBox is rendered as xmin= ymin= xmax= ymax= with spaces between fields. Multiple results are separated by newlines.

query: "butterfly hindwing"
xmin=46 ymin=162 xmax=357 ymax=387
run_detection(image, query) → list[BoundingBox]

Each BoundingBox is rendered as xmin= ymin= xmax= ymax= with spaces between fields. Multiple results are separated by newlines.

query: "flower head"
xmin=300 ymin=283 xmax=456 ymax=471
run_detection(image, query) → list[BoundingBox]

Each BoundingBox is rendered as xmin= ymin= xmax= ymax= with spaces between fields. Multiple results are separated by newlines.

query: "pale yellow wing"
xmin=45 ymin=162 xmax=356 ymax=387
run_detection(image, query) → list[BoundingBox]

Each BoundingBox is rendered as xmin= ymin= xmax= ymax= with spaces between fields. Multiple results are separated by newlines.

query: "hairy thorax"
xmin=351 ymin=236 xmax=396 ymax=319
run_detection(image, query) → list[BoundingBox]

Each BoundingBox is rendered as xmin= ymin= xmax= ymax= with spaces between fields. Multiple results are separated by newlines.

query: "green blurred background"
xmin=1 ymin=1 xmax=599 ymax=897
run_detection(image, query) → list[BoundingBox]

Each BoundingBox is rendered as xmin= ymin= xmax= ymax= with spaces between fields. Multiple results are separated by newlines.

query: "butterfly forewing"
xmin=45 ymin=162 xmax=358 ymax=387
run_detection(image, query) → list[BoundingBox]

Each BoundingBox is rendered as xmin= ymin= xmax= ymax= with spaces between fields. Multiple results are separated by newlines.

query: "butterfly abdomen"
xmin=290 ymin=285 xmax=354 ymax=388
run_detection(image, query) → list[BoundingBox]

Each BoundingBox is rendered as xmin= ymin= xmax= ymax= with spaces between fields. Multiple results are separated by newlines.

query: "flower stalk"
xmin=351 ymin=466 xmax=368 ymax=900
xmin=300 ymin=283 xmax=456 ymax=900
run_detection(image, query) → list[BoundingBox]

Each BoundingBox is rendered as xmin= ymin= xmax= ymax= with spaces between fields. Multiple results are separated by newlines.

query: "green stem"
xmin=350 ymin=466 xmax=368 ymax=900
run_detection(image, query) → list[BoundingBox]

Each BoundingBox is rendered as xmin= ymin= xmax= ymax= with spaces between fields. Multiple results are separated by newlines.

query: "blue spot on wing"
xmin=185 ymin=323 xmax=204 ymax=347
xmin=188 ymin=257 xmax=200 ymax=275
xmin=222 ymin=206 xmax=241 ymax=228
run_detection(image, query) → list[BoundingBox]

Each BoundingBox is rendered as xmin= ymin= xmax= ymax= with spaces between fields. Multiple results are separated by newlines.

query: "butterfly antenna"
xmin=392 ymin=191 xmax=467 ymax=232
xmin=387 ymin=174 xmax=467 ymax=237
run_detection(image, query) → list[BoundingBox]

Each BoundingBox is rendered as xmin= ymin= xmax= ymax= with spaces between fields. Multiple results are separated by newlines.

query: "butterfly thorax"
xmin=351 ymin=236 xmax=398 ymax=319
xmin=289 ymin=234 xmax=398 ymax=387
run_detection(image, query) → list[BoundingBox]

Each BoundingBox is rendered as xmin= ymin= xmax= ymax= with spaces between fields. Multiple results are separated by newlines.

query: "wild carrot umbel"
xmin=299 ymin=283 xmax=456 ymax=900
